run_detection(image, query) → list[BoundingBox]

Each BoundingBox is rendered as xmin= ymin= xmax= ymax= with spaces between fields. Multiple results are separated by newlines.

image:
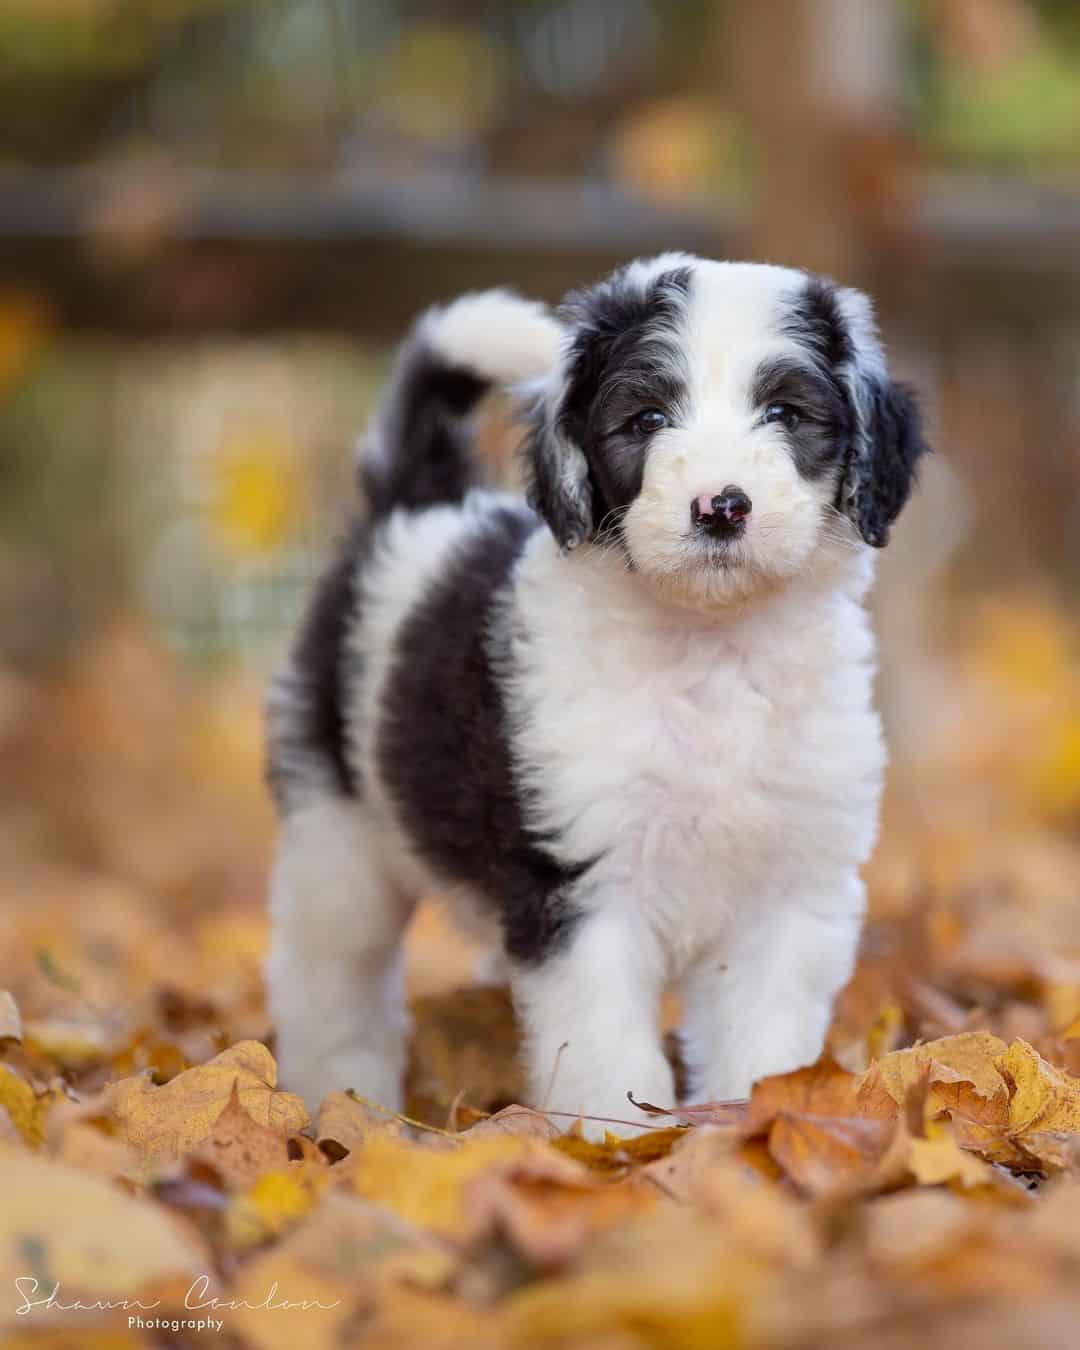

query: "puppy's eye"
xmin=764 ymin=402 xmax=800 ymax=431
xmin=632 ymin=409 xmax=668 ymax=436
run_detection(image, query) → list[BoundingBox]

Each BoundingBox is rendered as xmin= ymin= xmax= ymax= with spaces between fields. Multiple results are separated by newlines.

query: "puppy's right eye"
xmin=632 ymin=409 xmax=668 ymax=436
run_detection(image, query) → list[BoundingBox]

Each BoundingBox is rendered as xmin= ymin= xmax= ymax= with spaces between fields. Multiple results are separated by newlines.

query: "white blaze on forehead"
xmin=682 ymin=260 xmax=812 ymax=406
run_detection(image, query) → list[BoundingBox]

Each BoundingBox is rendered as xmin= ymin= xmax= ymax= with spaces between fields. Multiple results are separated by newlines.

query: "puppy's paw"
xmin=278 ymin=1045 xmax=403 ymax=1119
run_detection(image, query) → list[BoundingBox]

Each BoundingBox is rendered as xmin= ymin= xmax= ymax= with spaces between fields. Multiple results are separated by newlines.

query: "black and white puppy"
xmin=266 ymin=254 xmax=928 ymax=1132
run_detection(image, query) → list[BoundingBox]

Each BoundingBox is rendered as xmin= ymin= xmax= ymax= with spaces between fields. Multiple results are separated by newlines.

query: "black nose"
xmin=691 ymin=486 xmax=752 ymax=537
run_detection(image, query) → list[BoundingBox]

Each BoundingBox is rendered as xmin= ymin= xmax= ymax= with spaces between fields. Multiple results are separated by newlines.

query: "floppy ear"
xmin=833 ymin=289 xmax=931 ymax=548
xmin=521 ymin=376 xmax=596 ymax=552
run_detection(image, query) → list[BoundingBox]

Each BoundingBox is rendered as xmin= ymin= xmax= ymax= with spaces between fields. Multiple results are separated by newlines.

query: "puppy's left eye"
xmin=632 ymin=409 xmax=668 ymax=436
xmin=764 ymin=402 xmax=800 ymax=431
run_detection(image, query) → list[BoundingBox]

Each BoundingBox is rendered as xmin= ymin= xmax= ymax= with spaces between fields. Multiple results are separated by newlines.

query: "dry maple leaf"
xmin=107 ymin=1039 xmax=308 ymax=1160
xmin=768 ymin=1113 xmax=894 ymax=1195
xmin=744 ymin=1057 xmax=862 ymax=1137
xmin=856 ymin=1030 xmax=1012 ymax=1128
xmin=194 ymin=1080 xmax=299 ymax=1188
xmin=998 ymin=1038 xmax=1080 ymax=1135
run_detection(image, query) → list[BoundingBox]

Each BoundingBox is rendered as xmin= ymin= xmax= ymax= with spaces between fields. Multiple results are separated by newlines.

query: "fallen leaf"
xmin=0 ymin=1064 xmax=48 ymax=1147
xmin=0 ymin=1153 xmax=209 ymax=1331
xmin=463 ymin=1104 xmax=560 ymax=1141
xmin=631 ymin=1092 xmax=749 ymax=1129
xmin=857 ymin=1031 xmax=1011 ymax=1127
xmin=349 ymin=1133 xmax=587 ymax=1239
xmin=107 ymin=1040 xmax=308 ymax=1160
xmin=315 ymin=1089 xmax=404 ymax=1161
xmin=225 ymin=1163 xmax=330 ymax=1250
xmin=552 ymin=1126 xmax=688 ymax=1174
xmin=195 ymin=1081 xmax=294 ymax=1187
xmin=768 ymin=1113 xmax=893 ymax=1194
xmin=745 ymin=1057 xmax=862 ymax=1136
xmin=906 ymin=1117 xmax=1001 ymax=1189
xmin=998 ymin=1038 xmax=1080 ymax=1135
xmin=465 ymin=1169 xmax=657 ymax=1271
xmin=642 ymin=1125 xmax=741 ymax=1203
xmin=863 ymin=1187 xmax=980 ymax=1271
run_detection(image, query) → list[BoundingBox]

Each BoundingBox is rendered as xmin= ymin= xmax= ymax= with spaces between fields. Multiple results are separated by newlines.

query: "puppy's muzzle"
xmin=690 ymin=486 xmax=752 ymax=539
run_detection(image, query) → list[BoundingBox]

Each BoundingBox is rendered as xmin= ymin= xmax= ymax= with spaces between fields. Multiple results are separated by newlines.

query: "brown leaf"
xmin=631 ymin=1092 xmax=749 ymax=1129
xmin=768 ymin=1113 xmax=894 ymax=1194
xmin=856 ymin=1031 xmax=1012 ymax=1128
xmin=744 ymin=1057 xmax=861 ymax=1137
xmin=315 ymin=1089 xmax=404 ymax=1161
xmin=642 ymin=1124 xmax=741 ymax=1204
xmin=194 ymin=1080 xmax=294 ymax=1187
xmin=464 ymin=1104 xmax=560 ymax=1141
xmin=465 ymin=1170 xmax=657 ymax=1271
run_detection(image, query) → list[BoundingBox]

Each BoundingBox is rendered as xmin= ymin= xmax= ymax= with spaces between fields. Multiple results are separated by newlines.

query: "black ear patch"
xmin=521 ymin=263 xmax=691 ymax=552
xmin=522 ymin=400 xmax=595 ymax=552
xmin=839 ymin=379 xmax=929 ymax=548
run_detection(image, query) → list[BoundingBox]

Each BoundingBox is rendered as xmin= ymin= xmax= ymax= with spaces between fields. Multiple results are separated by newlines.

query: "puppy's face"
xmin=525 ymin=255 xmax=929 ymax=608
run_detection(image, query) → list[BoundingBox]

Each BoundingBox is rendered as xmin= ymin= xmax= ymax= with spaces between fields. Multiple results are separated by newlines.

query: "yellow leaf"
xmin=107 ymin=1040 xmax=308 ymax=1160
xmin=999 ymin=1038 xmax=1080 ymax=1135
xmin=349 ymin=1133 xmax=586 ymax=1238
xmin=227 ymin=1191 xmax=454 ymax=1350
xmin=0 ymin=1153 xmax=208 ymax=1332
xmin=857 ymin=1031 xmax=1010 ymax=1124
xmin=225 ymin=1165 xmax=329 ymax=1250
xmin=0 ymin=1065 xmax=49 ymax=1148
xmin=906 ymin=1118 xmax=997 ymax=1189
xmin=552 ymin=1126 xmax=688 ymax=1174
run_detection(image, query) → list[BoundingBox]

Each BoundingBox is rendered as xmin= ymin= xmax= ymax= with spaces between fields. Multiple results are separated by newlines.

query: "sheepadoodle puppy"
xmin=265 ymin=254 xmax=929 ymax=1133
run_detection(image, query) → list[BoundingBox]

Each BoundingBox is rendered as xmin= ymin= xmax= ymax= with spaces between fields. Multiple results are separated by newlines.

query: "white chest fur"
xmin=503 ymin=533 xmax=885 ymax=974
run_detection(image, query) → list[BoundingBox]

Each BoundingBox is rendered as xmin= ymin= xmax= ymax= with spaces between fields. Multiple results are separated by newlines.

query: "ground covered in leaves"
xmin=3 ymin=601 xmax=1080 ymax=1349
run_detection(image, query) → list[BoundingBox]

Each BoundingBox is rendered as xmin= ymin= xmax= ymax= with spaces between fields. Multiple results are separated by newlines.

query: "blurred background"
xmin=2 ymin=0 xmax=1080 ymax=1091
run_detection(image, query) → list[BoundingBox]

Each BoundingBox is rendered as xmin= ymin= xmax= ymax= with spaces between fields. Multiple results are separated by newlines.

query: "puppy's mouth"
xmin=688 ymin=535 xmax=746 ymax=570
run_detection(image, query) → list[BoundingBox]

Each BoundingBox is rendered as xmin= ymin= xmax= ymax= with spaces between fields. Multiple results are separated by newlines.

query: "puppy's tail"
xmin=360 ymin=290 xmax=561 ymax=518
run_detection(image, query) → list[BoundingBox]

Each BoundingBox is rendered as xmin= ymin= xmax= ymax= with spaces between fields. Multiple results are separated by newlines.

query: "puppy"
xmin=265 ymin=255 xmax=929 ymax=1132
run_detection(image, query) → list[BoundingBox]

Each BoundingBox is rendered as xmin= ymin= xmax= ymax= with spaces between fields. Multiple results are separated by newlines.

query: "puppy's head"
xmin=524 ymin=254 xmax=930 ymax=607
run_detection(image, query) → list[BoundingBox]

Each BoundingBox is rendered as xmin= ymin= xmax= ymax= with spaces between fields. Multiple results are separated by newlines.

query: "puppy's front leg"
xmin=511 ymin=909 xmax=674 ymax=1139
xmin=680 ymin=886 xmax=864 ymax=1103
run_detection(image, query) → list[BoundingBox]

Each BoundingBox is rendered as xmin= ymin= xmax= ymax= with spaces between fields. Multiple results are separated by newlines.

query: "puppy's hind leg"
xmin=266 ymin=796 xmax=414 ymax=1116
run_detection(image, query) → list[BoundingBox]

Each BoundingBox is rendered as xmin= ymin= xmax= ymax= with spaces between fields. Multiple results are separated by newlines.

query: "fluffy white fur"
xmin=267 ymin=260 xmax=896 ymax=1136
